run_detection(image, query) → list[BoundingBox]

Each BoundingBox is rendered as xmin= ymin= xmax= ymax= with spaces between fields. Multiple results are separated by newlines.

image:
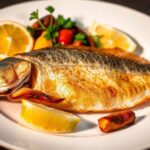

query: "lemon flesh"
xmin=90 ymin=21 xmax=137 ymax=52
xmin=21 ymin=100 xmax=80 ymax=133
xmin=0 ymin=21 xmax=33 ymax=59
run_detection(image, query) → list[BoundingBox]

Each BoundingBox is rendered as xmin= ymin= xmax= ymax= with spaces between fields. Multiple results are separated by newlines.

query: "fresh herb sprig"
xmin=28 ymin=6 xmax=58 ymax=46
xmin=28 ymin=6 xmax=76 ymax=46
xmin=74 ymin=33 xmax=88 ymax=45
xmin=44 ymin=6 xmax=59 ymax=44
xmin=45 ymin=6 xmax=54 ymax=26
xmin=27 ymin=26 xmax=35 ymax=35
xmin=57 ymin=15 xmax=75 ymax=28
xmin=30 ymin=9 xmax=46 ymax=30
xmin=91 ymin=35 xmax=101 ymax=48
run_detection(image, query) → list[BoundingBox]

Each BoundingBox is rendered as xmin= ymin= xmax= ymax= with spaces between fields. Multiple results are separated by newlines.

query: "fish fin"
xmin=8 ymin=87 xmax=64 ymax=104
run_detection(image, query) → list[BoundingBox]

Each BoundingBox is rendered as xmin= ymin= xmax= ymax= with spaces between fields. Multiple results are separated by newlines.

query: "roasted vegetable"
xmin=27 ymin=5 xmax=97 ymax=47
xmin=33 ymin=31 xmax=53 ymax=50
xmin=58 ymin=29 xmax=74 ymax=45
xmin=98 ymin=110 xmax=136 ymax=133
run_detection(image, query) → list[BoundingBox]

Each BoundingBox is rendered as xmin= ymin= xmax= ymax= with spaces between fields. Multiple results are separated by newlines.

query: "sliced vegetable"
xmin=34 ymin=31 xmax=53 ymax=50
xmin=58 ymin=29 xmax=74 ymax=45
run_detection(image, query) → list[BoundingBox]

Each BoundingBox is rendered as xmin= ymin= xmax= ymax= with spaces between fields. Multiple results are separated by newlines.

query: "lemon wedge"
xmin=90 ymin=21 xmax=137 ymax=52
xmin=21 ymin=100 xmax=80 ymax=133
xmin=0 ymin=21 xmax=33 ymax=59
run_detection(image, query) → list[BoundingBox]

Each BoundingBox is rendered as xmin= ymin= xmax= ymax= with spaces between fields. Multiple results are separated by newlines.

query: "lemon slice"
xmin=90 ymin=21 xmax=137 ymax=52
xmin=0 ymin=21 xmax=33 ymax=59
xmin=21 ymin=100 xmax=80 ymax=133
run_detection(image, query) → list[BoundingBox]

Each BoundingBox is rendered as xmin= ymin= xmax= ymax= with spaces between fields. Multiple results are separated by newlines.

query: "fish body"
xmin=0 ymin=47 xmax=150 ymax=112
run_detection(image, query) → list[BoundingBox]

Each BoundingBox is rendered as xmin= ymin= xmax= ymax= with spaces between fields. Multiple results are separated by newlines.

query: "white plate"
xmin=0 ymin=0 xmax=150 ymax=150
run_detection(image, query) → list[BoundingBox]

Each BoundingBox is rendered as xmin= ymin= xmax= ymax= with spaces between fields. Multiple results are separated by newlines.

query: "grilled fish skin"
xmin=1 ymin=47 xmax=150 ymax=112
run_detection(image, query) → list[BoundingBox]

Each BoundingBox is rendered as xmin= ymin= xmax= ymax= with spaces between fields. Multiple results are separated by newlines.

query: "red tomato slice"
xmin=57 ymin=29 xmax=74 ymax=45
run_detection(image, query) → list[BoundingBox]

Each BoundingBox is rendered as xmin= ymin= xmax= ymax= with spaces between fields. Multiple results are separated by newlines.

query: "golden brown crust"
xmin=13 ymin=47 xmax=150 ymax=113
xmin=67 ymin=46 xmax=150 ymax=64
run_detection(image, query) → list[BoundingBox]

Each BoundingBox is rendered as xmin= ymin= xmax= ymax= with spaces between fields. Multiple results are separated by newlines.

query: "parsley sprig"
xmin=57 ymin=15 xmax=75 ymax=28
xmin=46 ymin=6 xmax=54 ymax=26
xmin=91 ymin=35 xmax=101 ymax=48
xmin=74 ymin=33 xmax=88 ymax=45
xmin=28 ymin=6 xmax=76 ymax=46
xmin=30 ymin=9 xmax=46 ymax=30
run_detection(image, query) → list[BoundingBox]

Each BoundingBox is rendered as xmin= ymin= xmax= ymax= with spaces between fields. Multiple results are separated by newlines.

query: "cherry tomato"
xmin=73 ymin=41 xmax=83 ymax=46
xmin=57 ymin=29 xmax=74 ymax=45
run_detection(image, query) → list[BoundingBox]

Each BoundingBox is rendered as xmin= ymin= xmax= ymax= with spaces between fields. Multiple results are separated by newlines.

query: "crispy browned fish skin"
xmin=10 ymin=47 xmax=150 ymax=112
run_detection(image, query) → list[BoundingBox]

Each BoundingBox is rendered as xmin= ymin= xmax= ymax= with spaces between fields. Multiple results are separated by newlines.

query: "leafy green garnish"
xmin=45 ymin=25 xmax=59 ymax=40
xmin=74 ymin=33 xmax=86 ymax=41
xmin=29 ymin=9 xmax=46 ymax=30
xmin=46 ymin=6 xmax=55 ymax=26
xmin=74 ymin=33 xmax=89 ymax=46
xmin=57 ymin=15 xmax=75 ymax=28
xmin=63 ymin=18 xmax=75 ymax=28
xmin=91 ymin=35 xmax=101 ymax=48
xmin=27 ymin=26 xmax=34 ymax=35
xmin=29 ymin=6 xmax=59 ymax=46
xmin=46 ymin=6 xmax=55 ymax=13
xmin=57 ymin=15 xmax=66 ymax=26
xmin=28 ymin=5 xmax=77 ymax=47
xmin=82 ymin=39 xmax=88 ymax=45
xmin=53 ymin=31 xmax=59 ymax=38
xmin=54 ymin=43 xmax=61 ymax=47
xmin=29 ymin=9 xmax=39 ymax=20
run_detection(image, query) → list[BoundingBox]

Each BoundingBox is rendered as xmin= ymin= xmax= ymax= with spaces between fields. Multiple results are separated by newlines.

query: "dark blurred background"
xmin=0 ymin=0 xmax=149 ymax=150
xmin=0 ymin=0 xmax=150 ymax=15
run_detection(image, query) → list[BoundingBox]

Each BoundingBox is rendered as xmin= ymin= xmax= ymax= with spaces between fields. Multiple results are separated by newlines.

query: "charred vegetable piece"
xmin=32 ymin=15 xmax=54 ymax=29
xmin=98 ymin=110 xmax=136 ymax=133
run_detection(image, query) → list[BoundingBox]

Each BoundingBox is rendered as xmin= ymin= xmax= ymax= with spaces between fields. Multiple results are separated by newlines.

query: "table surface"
xmin=0 ymin=0 xmax=150 ymax=15
xmin=0 ymin=0 xmax=149 ymax=150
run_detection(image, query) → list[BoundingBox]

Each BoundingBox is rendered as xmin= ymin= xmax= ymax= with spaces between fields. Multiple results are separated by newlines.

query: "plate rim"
xmin=0 ymin=0 xmax=150 ymax=150
xmin=0 ymin=138 xmax=24 ymax=150
xmin=0 ymin=0 xmax=150 ymax=19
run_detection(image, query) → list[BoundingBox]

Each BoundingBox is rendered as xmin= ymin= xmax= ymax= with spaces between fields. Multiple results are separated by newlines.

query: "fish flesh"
xmin=0 ymin=47 xmax=150 ymax=113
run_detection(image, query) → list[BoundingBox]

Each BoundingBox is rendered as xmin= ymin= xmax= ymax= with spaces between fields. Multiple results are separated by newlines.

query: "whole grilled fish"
xmin=0 ymin=47 xmax=150 ymax=112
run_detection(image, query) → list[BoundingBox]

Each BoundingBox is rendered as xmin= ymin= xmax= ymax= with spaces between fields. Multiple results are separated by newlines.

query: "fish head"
xmin=0 ymin=57 xmax=32 ymax=95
